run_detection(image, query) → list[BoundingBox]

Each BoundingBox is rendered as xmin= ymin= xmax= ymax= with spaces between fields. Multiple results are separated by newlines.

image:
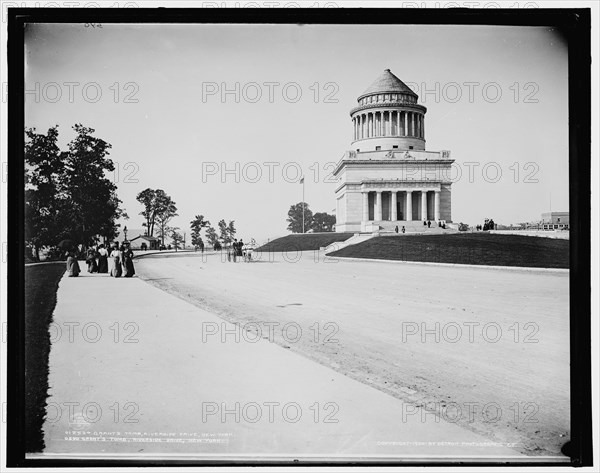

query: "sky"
xmin=24 ymin=23 xmax=569 ymax=243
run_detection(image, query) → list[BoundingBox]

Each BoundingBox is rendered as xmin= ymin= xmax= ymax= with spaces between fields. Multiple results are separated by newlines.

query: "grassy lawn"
xmin=328 ymin=233 xmax=569 ymax=269
xmin=25 ymin=262 xmax=66 ymax=452
xmin=256 ymin=232 xmax=354 ymax=252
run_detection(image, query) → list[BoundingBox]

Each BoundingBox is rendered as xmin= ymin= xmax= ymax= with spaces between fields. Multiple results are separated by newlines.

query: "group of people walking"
xmin=66 ymin=241 xmax=135 ymax=278
xmin=478 ymin=218 xmax=495 ymax=231
xmin=228 ymin=238 xmax=252 ymax=262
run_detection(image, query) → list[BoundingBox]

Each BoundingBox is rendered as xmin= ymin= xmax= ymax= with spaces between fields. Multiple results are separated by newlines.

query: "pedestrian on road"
xmin=122 ymin=243 xmax=135 ymax=278
xmin=110 ymin=243 xmax=122 ymax=277
xmin=395 ymin=225 xmax=399 ymax=233
xmin=97 ymin=244 xmax=109 ymax=273
xmin=402 ymin=226 xmax=406 ymax=234
xmin=232 ymin=239 xmax=238 ymax=262
xmin=86 ymin=247 xmax=98 ymax=273
xmin=66 ymin=251 xmax=80 ymax=277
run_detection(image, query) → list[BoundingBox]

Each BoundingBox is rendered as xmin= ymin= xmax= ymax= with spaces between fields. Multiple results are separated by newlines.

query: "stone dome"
xmin=358 ymin=69 xmax=417 ymax=101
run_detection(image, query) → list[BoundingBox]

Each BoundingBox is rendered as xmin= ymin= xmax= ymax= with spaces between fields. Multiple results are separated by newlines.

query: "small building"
xmin=129 ymin=234 xmax=160 ymax=250
xmin=541 ymin=212 xmax=569 ymax=230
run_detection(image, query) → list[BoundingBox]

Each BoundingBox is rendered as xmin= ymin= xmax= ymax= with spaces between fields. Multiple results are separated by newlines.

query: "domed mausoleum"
xmin=333 ymin=69 xmax=454 ymax=232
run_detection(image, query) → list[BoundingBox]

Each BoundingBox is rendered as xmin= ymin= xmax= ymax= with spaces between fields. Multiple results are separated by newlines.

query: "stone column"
xmin=391 ymin=191 xmax=397 ymax=221
xmin=434 ymin=191 xmax=441 ymax=220
xmin=375 ymin=191 xmax=382 ymax=221
xmin=406 ymin=191 xmax=413 ymax=221
xmin=421 ymin=191 xmax=427 ymax=220
xmin=363 ymin=192 xmax=369 ymax=222
xmin=386 ymin=112 xmax=390 ymax=136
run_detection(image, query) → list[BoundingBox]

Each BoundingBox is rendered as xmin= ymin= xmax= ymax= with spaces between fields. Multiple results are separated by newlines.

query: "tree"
xmin=25 ymin=125 xmax=126 ymax=259
xmin=190 ymin=214 xmax=210 ymax=249
xmin=63 ymin=124 xmax=125 ymax=246
xmin=311 ymin=212 xmax=336 ymax=232
xmin=136 ymin=188 xmax=157 ymax=236
xmin=218 ymin=219 xmax=236 ymax=245
xmin=25 ymin=126 xmax=67 ymax=259
xmin=227 ymin=220 xmax=236 ymax=241
xmin=205 ymin=226 xmax=219 ymax=248
xmin=170 ymin=228 xmax=184 ymax=251
xmin=152 ymin=190 xmax=178 ymax=245
xmin=136 ymin=188 xmax=177 ymax=240
xmin=287 ymin=202 xmax=313 ymax=233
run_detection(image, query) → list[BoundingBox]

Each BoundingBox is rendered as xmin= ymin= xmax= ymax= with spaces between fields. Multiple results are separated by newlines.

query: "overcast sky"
xmin=24 ymin=23 xmax=568 ymax=242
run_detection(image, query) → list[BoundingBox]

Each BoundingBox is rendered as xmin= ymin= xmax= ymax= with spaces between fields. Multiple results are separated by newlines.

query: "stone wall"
xmin=441 ymin=184 xmax=452 ymax=221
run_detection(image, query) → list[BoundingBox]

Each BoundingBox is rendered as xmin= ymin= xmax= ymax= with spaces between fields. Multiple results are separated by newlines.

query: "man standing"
xmin=232 ymin=239 xmax=238 ymax=262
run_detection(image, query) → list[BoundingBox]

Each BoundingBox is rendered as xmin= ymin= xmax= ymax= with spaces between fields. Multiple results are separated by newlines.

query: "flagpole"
xmin=302 ymin=177 xmax=305 ymax=233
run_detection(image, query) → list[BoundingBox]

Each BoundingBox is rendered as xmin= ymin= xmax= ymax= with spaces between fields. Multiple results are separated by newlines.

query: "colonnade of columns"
xmin=353 ymin=110 xmax=424 ymax=141
xmin=362 ymin=189 xmax=441 ymax=222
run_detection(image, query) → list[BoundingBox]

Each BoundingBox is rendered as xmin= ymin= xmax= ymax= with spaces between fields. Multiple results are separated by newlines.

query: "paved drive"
xmin=39 ymin=261 xmax=530 ymax=461
xmin=134 ymin=250 xmax=570 ymax=457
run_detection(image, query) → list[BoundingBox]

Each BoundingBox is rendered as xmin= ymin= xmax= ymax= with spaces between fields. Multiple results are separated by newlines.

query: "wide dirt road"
xmin=136 ymin=250 xmax=569 ymax=457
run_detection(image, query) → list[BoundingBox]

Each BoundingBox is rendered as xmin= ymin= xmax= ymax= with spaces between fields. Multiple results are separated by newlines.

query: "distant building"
xmin=129 ymin=234 xmax=160 ymax=250
xmin=541 ymin=212 xmax=569 ymax=230
xmin=333 ymin=69 xmax=454 ymax=233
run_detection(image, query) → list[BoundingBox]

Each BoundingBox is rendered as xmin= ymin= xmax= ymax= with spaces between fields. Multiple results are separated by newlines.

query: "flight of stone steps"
xmin=376 ymin=221 xmax=456 ymax=234
xmin=323 ymin=222 xmax=457 ymax=253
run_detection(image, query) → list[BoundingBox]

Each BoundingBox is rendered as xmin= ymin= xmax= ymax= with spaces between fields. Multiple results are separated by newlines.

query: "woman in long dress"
xmin=86 ymin=247 xmax=98 ymax=273
xmin=97 ymin=244 xmax=109 ymax=273
xmin=110 ymin=244 xmax=122 ymax=277
xmin=66 ymin=251 xmax=80 ymax=277
xmin=122 ymin=243 xmax=135 ymax=277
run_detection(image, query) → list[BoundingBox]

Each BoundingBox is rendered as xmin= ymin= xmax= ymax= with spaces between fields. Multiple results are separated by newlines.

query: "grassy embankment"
xmin=256 ymin=232 xmax=354 ymax=252
xmin=25 ymin=262 xmax=66 ymax=452
xmin=328 ymin=233 xmax=569 ymax=269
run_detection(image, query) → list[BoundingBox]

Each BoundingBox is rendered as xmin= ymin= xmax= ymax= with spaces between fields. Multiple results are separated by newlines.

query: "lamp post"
xmin=123 ymin=225 xmax=128 ymax=243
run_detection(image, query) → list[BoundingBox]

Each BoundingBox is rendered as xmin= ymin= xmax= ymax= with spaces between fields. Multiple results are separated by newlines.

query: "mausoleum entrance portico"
xmin=361 ymin=182 xmax=441 ymax=229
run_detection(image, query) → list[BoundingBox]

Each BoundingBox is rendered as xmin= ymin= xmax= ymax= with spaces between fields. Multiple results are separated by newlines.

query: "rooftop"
xmin=359 ymin=69 xmax=418 ymax=100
